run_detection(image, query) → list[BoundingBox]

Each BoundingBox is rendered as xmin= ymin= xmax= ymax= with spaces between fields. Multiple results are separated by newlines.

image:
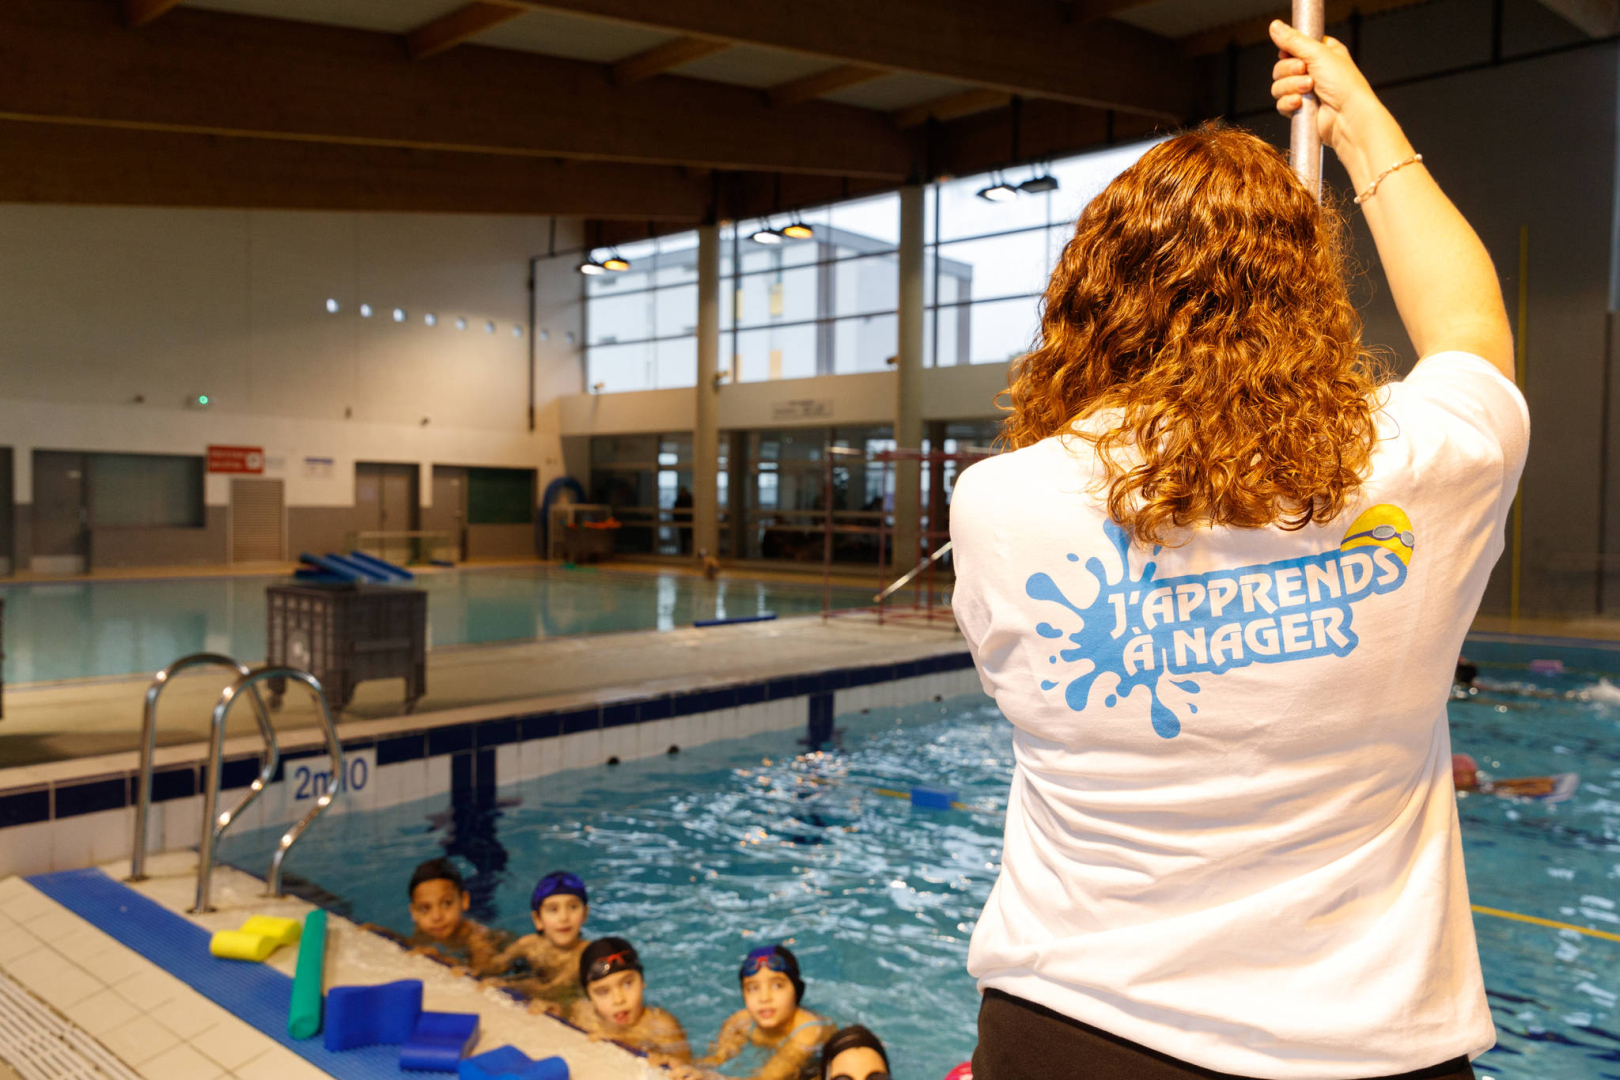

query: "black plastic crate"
xmin=266 ymin=584 xmax=426 ymax=713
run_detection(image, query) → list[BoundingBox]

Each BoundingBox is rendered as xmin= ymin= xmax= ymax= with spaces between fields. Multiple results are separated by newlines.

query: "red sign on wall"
xmin=207 ymin=445 xmax=265 ymax=474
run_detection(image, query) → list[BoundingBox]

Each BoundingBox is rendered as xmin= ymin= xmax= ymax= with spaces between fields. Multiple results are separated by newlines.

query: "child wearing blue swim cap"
xmin=673 ymin=944 xmax=832 ymax=1080
xmin=482 ymin=870 xmax=593 ymax=1015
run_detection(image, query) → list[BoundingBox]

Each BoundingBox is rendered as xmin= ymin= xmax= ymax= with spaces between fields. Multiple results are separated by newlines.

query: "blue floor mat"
xmin=27 ymin=868 xmax=405 ymax=1080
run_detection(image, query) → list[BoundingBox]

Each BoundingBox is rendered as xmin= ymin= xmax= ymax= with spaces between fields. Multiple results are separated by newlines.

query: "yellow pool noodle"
xmin=240 ymin=916 xmax=302 ymax=947
xmin=209 ymin=930 xmax=278 ymax=962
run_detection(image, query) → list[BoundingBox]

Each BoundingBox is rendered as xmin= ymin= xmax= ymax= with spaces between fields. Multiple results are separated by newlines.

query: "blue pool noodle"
xmin=401 ymin=1012 xmax=481 ymax=1071
xmin=324 ymin=553 xmax=392 ymax=582
xmin=346 ymin=550 xmax=415 ymax=581
xmin=299 ymin=552 xmax=365 ymax=583
xmin=910 ymin=787 xmax=958 ymax=810
xmin=459 ymin=1047 xmax=569 ymax=1080
xmin=324 ymin=979 xmax=423 ymax=1051
xmin=693 ymin=612 xmax=777 ymax=628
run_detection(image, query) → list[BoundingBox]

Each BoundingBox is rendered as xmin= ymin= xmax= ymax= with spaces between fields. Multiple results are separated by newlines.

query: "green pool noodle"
xmin=287 ymin=909 xmax=328 ymax=1040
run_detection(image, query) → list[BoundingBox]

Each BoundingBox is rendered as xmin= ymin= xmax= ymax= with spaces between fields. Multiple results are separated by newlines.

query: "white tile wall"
xmin=425 ymin=755 xmax=452 ymax=798
xmin=0 ymin=665 xmax=990 ymax=877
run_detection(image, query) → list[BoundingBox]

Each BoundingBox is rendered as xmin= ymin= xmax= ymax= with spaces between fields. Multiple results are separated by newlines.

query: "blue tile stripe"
xmin=0 ymin=653 xmax=977 ymax=826
xmin=26 ymin=868 xmax=409 ymax=1080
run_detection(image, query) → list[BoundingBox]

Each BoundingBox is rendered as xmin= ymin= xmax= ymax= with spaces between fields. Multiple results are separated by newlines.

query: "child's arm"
xmin=642 ymin=1009 xmax=692 ymax=1066
xmin=753 ymin=1021 xmax=835 ymax=1080
xmin=695 ymin=1011 xmax=752 ymax=1066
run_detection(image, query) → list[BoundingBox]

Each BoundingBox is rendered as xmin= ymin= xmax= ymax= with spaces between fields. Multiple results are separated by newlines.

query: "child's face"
xmin=587 ymin=969 xmax=645 ymax=1030
xmin=409 ymin=878 xmax=469 ymax=940
xmin=741 ymin=969 xmax=797 ymax=1029
xmin=532 ymin=895 xmax=586 ymax=948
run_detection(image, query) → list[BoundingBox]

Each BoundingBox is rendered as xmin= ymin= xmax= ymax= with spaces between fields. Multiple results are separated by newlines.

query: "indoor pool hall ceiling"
xmin=1 ymin=0 xmax=1605 ymax=240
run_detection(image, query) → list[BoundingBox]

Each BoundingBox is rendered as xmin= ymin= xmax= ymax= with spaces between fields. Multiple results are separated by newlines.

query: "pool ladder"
xmin=128 ymin=653 xmax=344 ymax=913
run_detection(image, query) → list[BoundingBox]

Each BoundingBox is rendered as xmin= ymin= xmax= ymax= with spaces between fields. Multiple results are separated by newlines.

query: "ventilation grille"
xmin=0 ymin=970 xmax=143 ymax=1080
xmin=230 ymin=478 xmax=286 ymax=563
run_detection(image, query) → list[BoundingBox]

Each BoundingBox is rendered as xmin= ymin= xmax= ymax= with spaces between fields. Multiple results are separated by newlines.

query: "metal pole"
xmin=1290 ymin=0 xmax=1326 ymax=201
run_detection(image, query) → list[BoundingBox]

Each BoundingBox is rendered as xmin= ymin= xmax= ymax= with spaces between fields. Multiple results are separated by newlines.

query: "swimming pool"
xmin=0 ymin=568 xmax=876 ymax=685
xmin=214 ymin=638 xmax=1620 ymax=1080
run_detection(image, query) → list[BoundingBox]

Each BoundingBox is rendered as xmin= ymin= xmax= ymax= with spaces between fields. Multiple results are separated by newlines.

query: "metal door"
xmin=230 ymin=478 xmax=286 ymax=562
xmin=32 ymin=451 xmax=88 ymax=574
xmin=426 ymin=465 xmax=467 ymax=560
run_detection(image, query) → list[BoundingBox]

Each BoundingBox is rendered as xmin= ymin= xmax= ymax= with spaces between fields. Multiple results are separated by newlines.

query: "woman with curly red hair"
xmin=953 ymin=22 xmax=1525 ymax=1080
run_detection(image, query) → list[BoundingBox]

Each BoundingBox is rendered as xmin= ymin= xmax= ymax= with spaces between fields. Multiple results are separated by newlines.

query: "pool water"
xmin=218 ymin=640 xmax=1620 ymax=1080
xmin=0 ymin=568 xmax=875 ymax=684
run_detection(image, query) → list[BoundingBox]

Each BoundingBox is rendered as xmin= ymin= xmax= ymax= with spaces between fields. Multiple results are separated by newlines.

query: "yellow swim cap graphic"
xmin=1340 ymin=504 xmax=1415 ymax=566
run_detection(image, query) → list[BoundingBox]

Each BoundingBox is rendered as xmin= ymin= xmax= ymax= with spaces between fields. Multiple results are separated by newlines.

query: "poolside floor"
xmin=0 ymin=856 xmax=655 ymax=1080
xmin=0 ymin=613 xmax=966 ymax=772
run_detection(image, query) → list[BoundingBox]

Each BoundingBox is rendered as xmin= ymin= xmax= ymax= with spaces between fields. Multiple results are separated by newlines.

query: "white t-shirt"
xmin=951 ymin=352 xmax=1529 ymax=1079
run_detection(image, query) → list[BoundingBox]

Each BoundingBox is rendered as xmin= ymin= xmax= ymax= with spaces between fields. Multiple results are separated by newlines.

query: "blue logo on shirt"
xmin=1026 ymin=506 xmax=1415 ymax=738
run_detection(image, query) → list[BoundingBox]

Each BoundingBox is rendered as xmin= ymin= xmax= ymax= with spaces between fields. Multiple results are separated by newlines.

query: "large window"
xmin=926 ymin=139 xmax=1163 ymax=367
xmin=583 ymin=139 xmax=1161 ymax=392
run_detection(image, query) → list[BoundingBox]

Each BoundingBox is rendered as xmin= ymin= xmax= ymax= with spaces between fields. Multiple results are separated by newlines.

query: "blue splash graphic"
xmin=1025 ymin=520 xmax=1410 ymax=739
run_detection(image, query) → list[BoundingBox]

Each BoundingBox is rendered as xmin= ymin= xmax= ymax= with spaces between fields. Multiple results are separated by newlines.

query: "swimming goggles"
xmin=585 ymin=950 xmax=640 ymax=983
xmin=531 ymin=871 xmax=587 ymax=909
xmin=741 ymin=948 xmax=790 ymax=977
xmin=1344 ymin=523 xmax=1415 ymax=549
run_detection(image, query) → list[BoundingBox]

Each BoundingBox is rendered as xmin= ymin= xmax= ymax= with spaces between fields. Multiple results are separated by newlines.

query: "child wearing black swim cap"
xmin=569 ymin=937 xmax=691 ymax=1067
xmin=677 ymin=943 xmax=832 ymax=1080
xmin=483 ymin=870 xmax=593 ymax=1015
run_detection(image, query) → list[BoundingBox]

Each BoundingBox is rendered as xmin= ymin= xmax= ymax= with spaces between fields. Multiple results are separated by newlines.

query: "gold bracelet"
xmin=1354 ymin=153 xmax=1423 ymax=205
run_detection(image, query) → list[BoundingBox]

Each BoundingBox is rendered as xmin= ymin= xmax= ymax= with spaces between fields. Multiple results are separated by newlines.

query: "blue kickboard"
xmin=402 ymin=1012 xmax=481 ymax=1071
xmin=26 ymin=869 xmax=405 ymax=1080
xmin=459 ymin=1046 xmax=569 ymax=1080
xmin=325 ymin=979 xmax=423 ymax=1051
xmin=910 ymin=786 xmax=958 ymax=810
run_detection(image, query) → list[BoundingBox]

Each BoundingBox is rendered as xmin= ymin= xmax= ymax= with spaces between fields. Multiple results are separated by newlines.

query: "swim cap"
xmin=943 ymin=1065 xmax=973 ymax=1080
xmin=739 ymin=943 xmax=805 ymax=1006
xmin=579 ymin=937 xmax=642 ymax=986
xmin=531 ymin=870 xmax=588 ymax=910
xmin=820 ymin=1025 xmax=889 ymax=1080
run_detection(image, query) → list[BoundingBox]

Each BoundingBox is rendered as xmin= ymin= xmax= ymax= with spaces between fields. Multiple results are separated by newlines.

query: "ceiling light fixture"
xmin=1019 ymin=173 xmax=1059 ymax=194
xmin=602 ymin=253 xmax=631 ymax=272
xmin=781 ymin=221 xmax=814 ymax=240
xmin=578 ymin=257 xmax=608 ymax=275
xmin=976 ymin=176 xmax=1019 ymax=203
xmin=750 ymin=223 xmax=784 ymax=245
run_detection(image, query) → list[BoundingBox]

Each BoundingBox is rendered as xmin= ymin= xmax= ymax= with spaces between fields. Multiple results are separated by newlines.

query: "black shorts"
xmin=974 ymin=989 xmax=1475 ymax=1080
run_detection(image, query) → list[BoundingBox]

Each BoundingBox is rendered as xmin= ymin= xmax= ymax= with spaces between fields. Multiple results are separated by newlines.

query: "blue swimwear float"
xmin=325 ymin=978 xmax=480 ymax=1071
xmin=459 ymin=1046 xmax=569 ymax=1080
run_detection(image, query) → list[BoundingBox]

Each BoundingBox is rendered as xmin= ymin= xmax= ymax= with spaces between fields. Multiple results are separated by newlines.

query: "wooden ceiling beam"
xmin=123 ymin=0 xmax=185 ymax=27
xmin=1181 ymin=0 xmax=1437 ymax=57
xmin=509 ymin=0 xmax=1194 ymax=119
xmin=1532 ymin=0 xmax=1620 ymax=36
xmin=2 ymin=1 xmax=914 ymax=179
xmin=894 ymin=89 xmax=1012 ymax=129
xmin=407 ymin=1 xmax=529 ymax=60
xmin=611 ymin=35 xmax=730 ymax=85
xmin=0 ymin=116 xmax=713 ymax=218
xmin=768 ymin=64 xmax=888 ymax=108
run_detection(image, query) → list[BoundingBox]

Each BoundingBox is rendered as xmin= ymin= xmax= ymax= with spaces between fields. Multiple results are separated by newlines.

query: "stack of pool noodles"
xmin=288 ymin=909 xmax=327 ymax=1039
xmin=459 ymin=1046 xmax=569 ymax=1080
xmin=209 ymin=914 xmax=302 ymax=962
xmin=324 ymin=978 xmax=481 ymax=1070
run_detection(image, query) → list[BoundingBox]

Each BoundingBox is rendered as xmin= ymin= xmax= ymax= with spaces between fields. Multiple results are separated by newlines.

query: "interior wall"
xmin=0 ymin=205 xmax=586 ymax=567
xmin=1215 ymin=0 xmax=1616 ymax=617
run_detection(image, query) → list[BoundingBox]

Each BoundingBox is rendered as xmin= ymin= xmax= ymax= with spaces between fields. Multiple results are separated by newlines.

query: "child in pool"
xmin=400 ymin=858 xmax=508 ymax=972
xmin=679 ymin=944 xmax=833 ymax=1080
xmin=568 ymin=937 xmax=691 ymax=1067
xmin=820 ymin=1026 xmax=891 ymax=1080
xmin=482 ymin=870 xmax=592 ymax=1014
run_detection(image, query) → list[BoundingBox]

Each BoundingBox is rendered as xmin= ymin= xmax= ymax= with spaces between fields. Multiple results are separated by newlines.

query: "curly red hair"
xmin=1001 ymin=124 xmax=1385 ymax=546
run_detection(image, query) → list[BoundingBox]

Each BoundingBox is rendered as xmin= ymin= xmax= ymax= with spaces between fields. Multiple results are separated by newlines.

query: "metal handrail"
xmin=129 ymin=653 xmax=278 ymax=882
xmin=874 ymin=541 xmax=954 ymax=605
xmin=193 ymin=667 xmax=344 ymax=913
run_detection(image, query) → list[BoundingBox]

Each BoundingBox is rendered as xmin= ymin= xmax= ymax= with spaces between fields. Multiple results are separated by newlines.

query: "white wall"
xmin=0 ymin=206 xmax=586 ymax=510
